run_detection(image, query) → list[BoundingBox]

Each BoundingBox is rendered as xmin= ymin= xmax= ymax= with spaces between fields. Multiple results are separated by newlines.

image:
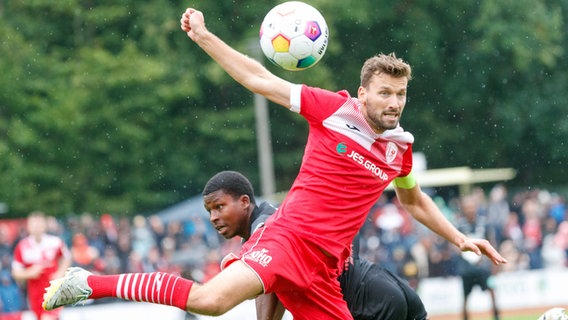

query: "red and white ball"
xmin=259 ymin=1 xmax=329 ymax=71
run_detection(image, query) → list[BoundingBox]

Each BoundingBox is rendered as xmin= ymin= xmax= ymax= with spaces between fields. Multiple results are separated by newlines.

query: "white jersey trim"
xmin=289 ymin=84 xmax=302 ymax=113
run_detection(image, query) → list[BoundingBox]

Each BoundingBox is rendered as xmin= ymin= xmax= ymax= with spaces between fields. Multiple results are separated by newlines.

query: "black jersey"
xmin=247 ymin=201 xmax=277 ymax=241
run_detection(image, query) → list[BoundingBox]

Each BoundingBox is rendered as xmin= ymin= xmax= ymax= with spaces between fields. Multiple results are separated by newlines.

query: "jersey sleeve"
xmin=393 ymin=145 xmax=415 ymax=189
xmin=289 ymin=84 xmax=351 ymax=123
xmin=399 ymin=144 xmax=413 ymax=177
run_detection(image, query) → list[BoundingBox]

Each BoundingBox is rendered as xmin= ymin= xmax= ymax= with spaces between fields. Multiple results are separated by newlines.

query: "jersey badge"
xmin=386 ymin=142 xmax=397 ymax=163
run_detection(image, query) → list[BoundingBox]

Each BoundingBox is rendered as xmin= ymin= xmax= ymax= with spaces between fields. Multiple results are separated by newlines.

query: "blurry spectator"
xmin=127 ymin=251 xmax=145 ymax=273
xmin=374 ymin=203 xmax=404 ymax=233
xmin=71 ymin=233 xmax=100 ymax=269
xmin=11 ymin=211 xmax=72 ymax=320
xmin=471 ymin=187 xmax=489 ymax=217
xmin=98 ymin=247 xmax=122 ymax=274
xmin=433 ymin=196 xmax=456 ymax=225
xmin=503 ymin=211 xmax=524 ymax=249
xmin=201 ymin=250 xmax=222 ymax=283
xmin=186 ymin=216 xmax=210 ymax=246
xmin=427 ymin=237 xmax=458 ymax=278
xmin=80 ymin=213 xmax=106 ymax=255
xmin=116 ymin=216 xmax=132 ymax=273
xmin=541 ymin=217 xmax=566 ymax=269
xmin=0 ymin=228 xmax=12 ymax=266
xmin=409 ymin=228 xmax=432 ymax=279
xmin=142 ymin=246 xmax=170 ymax=273
xmin=100 ymin=213 xmax=119 ymax=249
xmin=555 ymin=221 xmax=568 ymax=266
xmin=374 ymin=203 xmax=406 ymax=271
xmin=391 ymin=245 xmax=420 ymax=288
xmin=164 ymin=220 xmax=186 ymax=251
xmin=548 ymin=194 xmax=566 ymax=225
xmin=456 ymin=195 xmax=500 ymax=320
xmin=521 ymin=197 xmax=544 ymax=269
xmin=45 ymin=216 xmax=65 ymax=238
xmin=539 ymin=214 xmax=567 ymax=269
xmin=487 ymin=184 xmax=510 ymax=246
xmin=131 ymin=215 xmax=156 ymax=260
xmin=148 ymin=215 xmax=166 ymax=253
xmin=498 ymin=239 xmax=528 ymax=272
xmin=0 ymin=269 xmax=23 ymax=313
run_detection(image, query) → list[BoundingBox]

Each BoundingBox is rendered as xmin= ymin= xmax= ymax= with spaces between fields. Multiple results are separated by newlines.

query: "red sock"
xmin=87 ymin=273 xmax=193 ymax=310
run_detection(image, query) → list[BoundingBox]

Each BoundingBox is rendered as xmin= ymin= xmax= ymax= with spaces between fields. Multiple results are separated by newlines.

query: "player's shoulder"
xmin=257 ymin=201 xmax=277 ymax=215
xmin=250 ymin=202 xmax=277 ymax=234
xmin=349 ymin=258 xmax=375 ymax=274
xmin=302 ymin=84 xmax=350 ymax=99
xmin=297 ymin=85 xmax=357 ymax=120
xmin=14 ymin=235 xmax=32 ymax=248
xmin=43 ymin=233 xmax=66 ymax=247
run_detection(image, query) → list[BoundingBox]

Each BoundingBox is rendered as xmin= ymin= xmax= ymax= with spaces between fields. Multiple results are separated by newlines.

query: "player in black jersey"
xmin=203 ymin=170 xmax=428 ymax=320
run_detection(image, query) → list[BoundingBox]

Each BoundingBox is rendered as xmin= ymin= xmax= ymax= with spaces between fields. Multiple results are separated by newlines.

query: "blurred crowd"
xmin=1 ymin=183 xmax=567 ymax=314
xmin=357 ymin=184 xmax=568 ymax=289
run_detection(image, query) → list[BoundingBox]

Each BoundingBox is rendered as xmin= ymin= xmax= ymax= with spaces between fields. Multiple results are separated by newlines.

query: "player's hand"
xmin=459 ymin=238 xmax=507 ymax=266
xmin=180 ymin=8 xmax=206 ymax=41
xmin=27 ymin=264 xmax=45 ymax=279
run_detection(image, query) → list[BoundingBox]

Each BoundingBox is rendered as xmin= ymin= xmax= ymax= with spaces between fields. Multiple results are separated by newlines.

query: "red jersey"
xmin=12 ymin=234 xmax=70 ymax=313
xmin=269 ymin=84 xmax=414 ymax=264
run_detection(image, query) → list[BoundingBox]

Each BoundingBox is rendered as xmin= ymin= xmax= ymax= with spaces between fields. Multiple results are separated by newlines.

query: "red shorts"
xmin=228 ymin=224 xmax=352 ymax=320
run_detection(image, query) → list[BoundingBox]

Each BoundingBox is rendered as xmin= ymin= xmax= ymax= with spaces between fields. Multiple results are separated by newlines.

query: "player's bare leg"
xmin=185 ymin=260 xmax=263 ymax=315
xmin=43 ymin=261 xmax=263 ymax=316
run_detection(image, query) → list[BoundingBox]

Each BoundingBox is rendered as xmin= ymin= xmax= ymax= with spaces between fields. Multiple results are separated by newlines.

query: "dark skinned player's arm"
xmin=255 ymin=293 xmax=286 ymax=320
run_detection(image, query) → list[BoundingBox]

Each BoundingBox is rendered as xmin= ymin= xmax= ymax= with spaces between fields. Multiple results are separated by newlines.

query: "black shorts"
xmin=338 ymin=259 xmax=428 ymax=320
xmin=461 ymin=265 xmax=491 ymax=296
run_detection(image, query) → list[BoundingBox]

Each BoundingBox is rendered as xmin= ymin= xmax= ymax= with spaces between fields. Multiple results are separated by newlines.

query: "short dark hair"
xmin=202 ymin=171 xmax=256 ymax=204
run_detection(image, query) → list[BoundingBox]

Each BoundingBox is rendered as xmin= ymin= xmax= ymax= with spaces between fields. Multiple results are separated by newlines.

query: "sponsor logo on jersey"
xmin=337 ymin=142 xmax=389 ymax=181
xmin=345 ymin=123 xmax=360 ymax=132
xmin=336 ymin=142 xmax=348 ymax=154
xmin=245 ymin=248 xmax=273 ymax=267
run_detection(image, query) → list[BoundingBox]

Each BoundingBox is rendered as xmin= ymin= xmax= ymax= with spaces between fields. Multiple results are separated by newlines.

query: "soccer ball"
xmin=538 ymin=308 xmax=568 ymax=320
xmin=259 ymin=1 xmax=329 ymax=71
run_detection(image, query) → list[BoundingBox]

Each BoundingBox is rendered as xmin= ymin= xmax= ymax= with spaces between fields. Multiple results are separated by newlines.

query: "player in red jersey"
xmin=12 ymin=211 xmax=71 ymax=320
xmin=42 ymin=7 xmax=507 ymax=320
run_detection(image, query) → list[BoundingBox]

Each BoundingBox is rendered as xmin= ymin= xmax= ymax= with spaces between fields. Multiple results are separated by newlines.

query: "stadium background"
xmin=1 ymin=1 xmax=568 ymax=319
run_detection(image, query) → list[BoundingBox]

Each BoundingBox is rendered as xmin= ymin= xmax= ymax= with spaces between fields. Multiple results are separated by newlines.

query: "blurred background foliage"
xmin=0 ymin=0 xmax=566 ymax=217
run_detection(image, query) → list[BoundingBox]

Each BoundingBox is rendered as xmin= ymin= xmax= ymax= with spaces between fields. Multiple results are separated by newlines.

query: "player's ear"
xmin=239 ymin=194 xmax=251 ymax=207
xmin=357 ymin=86 xmax=366 ymax=102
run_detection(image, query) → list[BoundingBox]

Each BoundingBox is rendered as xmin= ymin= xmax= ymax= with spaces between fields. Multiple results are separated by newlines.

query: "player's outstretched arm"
xmin=394 ymin=184 xmax=508 ymax=266
xmin=180 ymin=8 xmax=292 ymax=109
